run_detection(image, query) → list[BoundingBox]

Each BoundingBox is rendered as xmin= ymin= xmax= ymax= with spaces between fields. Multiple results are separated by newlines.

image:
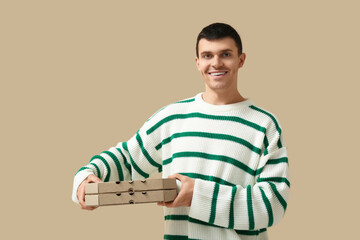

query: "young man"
xmin=72 ymin=23 xmax=290 ymax=240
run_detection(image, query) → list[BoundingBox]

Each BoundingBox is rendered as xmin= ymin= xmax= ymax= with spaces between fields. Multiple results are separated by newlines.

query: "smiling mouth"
xmin=208 ymin=71 xmax=228 ymax=76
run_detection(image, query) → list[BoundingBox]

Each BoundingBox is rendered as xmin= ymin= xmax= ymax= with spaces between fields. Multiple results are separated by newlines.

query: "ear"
xmin=195 ymin=57 xmax=201 ymax=71
xmin=238 ymin=53 xmax=246 ymax=68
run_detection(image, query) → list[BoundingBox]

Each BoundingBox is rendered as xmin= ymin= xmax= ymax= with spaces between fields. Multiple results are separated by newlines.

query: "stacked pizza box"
xmin=85 ymin=178 xmax=177 ymax=207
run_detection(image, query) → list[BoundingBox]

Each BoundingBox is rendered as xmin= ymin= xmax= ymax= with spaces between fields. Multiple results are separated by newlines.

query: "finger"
xmin=165 ymin=190 xmax=184 ymax=208
xmin=170 ymin=193 xmax=182 ymax=207
xmin=87 ymin=174 xmax=103 ymax=183
xmin=157 ymin=200 xmax=176 ymax=207
xmin=78 ymin=185 xmax=88 ymax=207
xmin=82 ymin=205 xmax=98 ymax=211
xmin=162 ymin=201 xmax=175 ymax=208
xmin=157 ymin=202 xmax=165 ymax=206
xmin=168 ymin=173 xmax=185 ymax=181
xmin=79 ymin=190 xmax=98 ymax=210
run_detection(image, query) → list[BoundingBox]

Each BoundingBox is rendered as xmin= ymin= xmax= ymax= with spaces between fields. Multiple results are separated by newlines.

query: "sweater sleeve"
xmin=71 ymin=120 xmax=162 ymax=203
xmin=188 ymin=120 xmax=290 ymax=231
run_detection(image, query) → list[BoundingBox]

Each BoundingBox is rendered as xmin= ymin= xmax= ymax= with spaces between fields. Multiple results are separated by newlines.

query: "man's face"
xmin=195 ymin=37 xmax=246 ymax=93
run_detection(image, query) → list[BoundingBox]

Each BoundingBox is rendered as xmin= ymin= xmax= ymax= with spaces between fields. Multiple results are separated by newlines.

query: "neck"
xmin=202 ymin=89 xmax=245 ymax=105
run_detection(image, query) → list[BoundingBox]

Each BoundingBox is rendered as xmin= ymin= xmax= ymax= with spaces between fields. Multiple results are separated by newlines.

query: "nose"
xmin=211 ymin=55 xmax=223 ymax=68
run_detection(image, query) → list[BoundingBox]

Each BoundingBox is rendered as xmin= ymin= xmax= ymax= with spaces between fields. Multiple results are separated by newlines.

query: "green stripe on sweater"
xmin=209 ymin=182 xmax=220 ymax=224
xmin=76 ymin=166 xmax=90 ymax=175
xmin=249 ymin=105 xmax=283 ymax=148
xmin=155 ymin=131 xmax=261 ymax=155
xmin=247 ymin=185 xmax=255 ymax=230
xmin=164 ymin=235 xmax=200 ymax=240
xmin=256 ymin=157 xmax=289 ymax=175
xmin=116 ymin=146 xmax=132 ymax=178
xmin=249 ymin=105 xmax=282 ymax=135
xmin=259 ymin=187 xmax=274 ymax=227
xmin=263 ymin=135 xmax=269 ymax=156
xmin=164 ymin=235 xmax=189 ymax=240
xmin=102 ymin=151 xmax=124 ymax=181
xmin=257 ymin=177 xmax=290 ymax=188
xmin=176 ymin=98 xmax=195 ymax=104
xmin=89 ymin=155 xmax=111 ymax=182
xmin=146 ymin=112 xmax=266 ymax=135
xmin=235 ymin=228 xmax=267 ymax=235
xmin=136 ymin=131 xmax=162 ymax=172
xmin=179 ymin=172 xmax=235 ymax=186
xmin=164 ymin=214 xmax=267 ymax=236
xmin=165 ymin=215 xmax=189 ymax=221
xmin=268 ymin=182 xmax=287 ymax=211
xmin=267 ymin=157 xmax=288 ymax=165
xmin=228 ymin=185 xmax=237 ymax=229
xmin=165 ymin=215 xmax=216 ymax=227
xmin=165 ymin=214 xmax=267 ymax=237
xmin=163 ymin=152 xmax=256 ymax=176
xmin=122 ymin=142 xmax=149 ymax=178
xmin=147 ymin=98 xmax=195 ymax=122
xmin=90 ymin=163 xmax=100 ymax=177
xmin=165 ymin=215 xmax=229 ymax=232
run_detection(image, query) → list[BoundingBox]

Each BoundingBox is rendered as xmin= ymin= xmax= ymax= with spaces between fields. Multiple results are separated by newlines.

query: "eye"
xmin=203 ymin=54 xmax=212 ymax=59
xmin=223 ymin=52 xmax=231 ymax=57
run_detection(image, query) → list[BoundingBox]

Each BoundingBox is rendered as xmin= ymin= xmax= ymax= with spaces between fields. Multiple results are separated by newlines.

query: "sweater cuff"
xmin=71 ymin=170 xmax=93 ymax=204
xmin=189 ymin=179 xmax=216 ymax=223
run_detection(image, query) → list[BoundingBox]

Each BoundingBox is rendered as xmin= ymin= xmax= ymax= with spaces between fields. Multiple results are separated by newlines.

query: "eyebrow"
xmin=200 ymin=49 xmax=233 ymax=55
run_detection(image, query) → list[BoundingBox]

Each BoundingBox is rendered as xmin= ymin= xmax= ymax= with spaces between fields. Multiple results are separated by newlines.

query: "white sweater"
xmin=72 ymin=93 xmax=290 ymax=240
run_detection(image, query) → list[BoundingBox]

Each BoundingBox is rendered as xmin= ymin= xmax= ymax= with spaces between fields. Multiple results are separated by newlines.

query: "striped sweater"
xmin=72 ymin=93 xmax=290 ymax=240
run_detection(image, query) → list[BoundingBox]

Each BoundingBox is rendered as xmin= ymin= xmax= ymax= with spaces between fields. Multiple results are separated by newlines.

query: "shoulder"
xmin=146 ymin=95 xmax=197 ymax=123
xmin=249 ymin=104 xmax=281 ymax=124
xmin=246 ymin=103 xmax=283 ymax=135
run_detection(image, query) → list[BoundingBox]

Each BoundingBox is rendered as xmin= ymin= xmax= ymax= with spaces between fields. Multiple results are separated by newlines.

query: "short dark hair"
xmin=196 ymin=23 xmax=243 ymax=58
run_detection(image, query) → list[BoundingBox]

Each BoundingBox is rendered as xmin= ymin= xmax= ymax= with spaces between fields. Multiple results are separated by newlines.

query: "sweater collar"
xmin=195 ymin=93 xmax=253 ymax=112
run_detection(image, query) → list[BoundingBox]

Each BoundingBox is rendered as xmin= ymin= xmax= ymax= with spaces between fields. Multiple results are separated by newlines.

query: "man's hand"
xmin=77 ymin=174 xmax=103 ymax=210
xmin=157 ymin=174 xmax=195 ymax=208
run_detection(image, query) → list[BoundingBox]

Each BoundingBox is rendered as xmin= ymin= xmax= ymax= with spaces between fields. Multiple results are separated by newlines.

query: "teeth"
xmin=209 ymin=72 xmax=226 ymax=76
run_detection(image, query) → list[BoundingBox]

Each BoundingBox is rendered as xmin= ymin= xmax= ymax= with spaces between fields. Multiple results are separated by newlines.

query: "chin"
xmin=208 ymin=82 xmax=230 ymax=90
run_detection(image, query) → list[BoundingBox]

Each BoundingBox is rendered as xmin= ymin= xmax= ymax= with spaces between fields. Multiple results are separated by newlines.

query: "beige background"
xmin=1 ymin=0 xmax=359 ymax=239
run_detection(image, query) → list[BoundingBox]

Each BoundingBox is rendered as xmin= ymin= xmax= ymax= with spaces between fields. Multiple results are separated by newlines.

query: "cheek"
xmin=198 ymin=64 xmax=208 ymax=73
xmin=225 ymin=59 xmax=240 ymax=69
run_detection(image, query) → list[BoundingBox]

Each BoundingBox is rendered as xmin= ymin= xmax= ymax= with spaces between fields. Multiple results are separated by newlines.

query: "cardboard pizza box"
xmin=85 ymin=189 xmax=177 ymax=207
xmin=85 ymin=178 xmax=177 ymax=195
xmin=84 ymin=178 xmax=178 ymax=207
